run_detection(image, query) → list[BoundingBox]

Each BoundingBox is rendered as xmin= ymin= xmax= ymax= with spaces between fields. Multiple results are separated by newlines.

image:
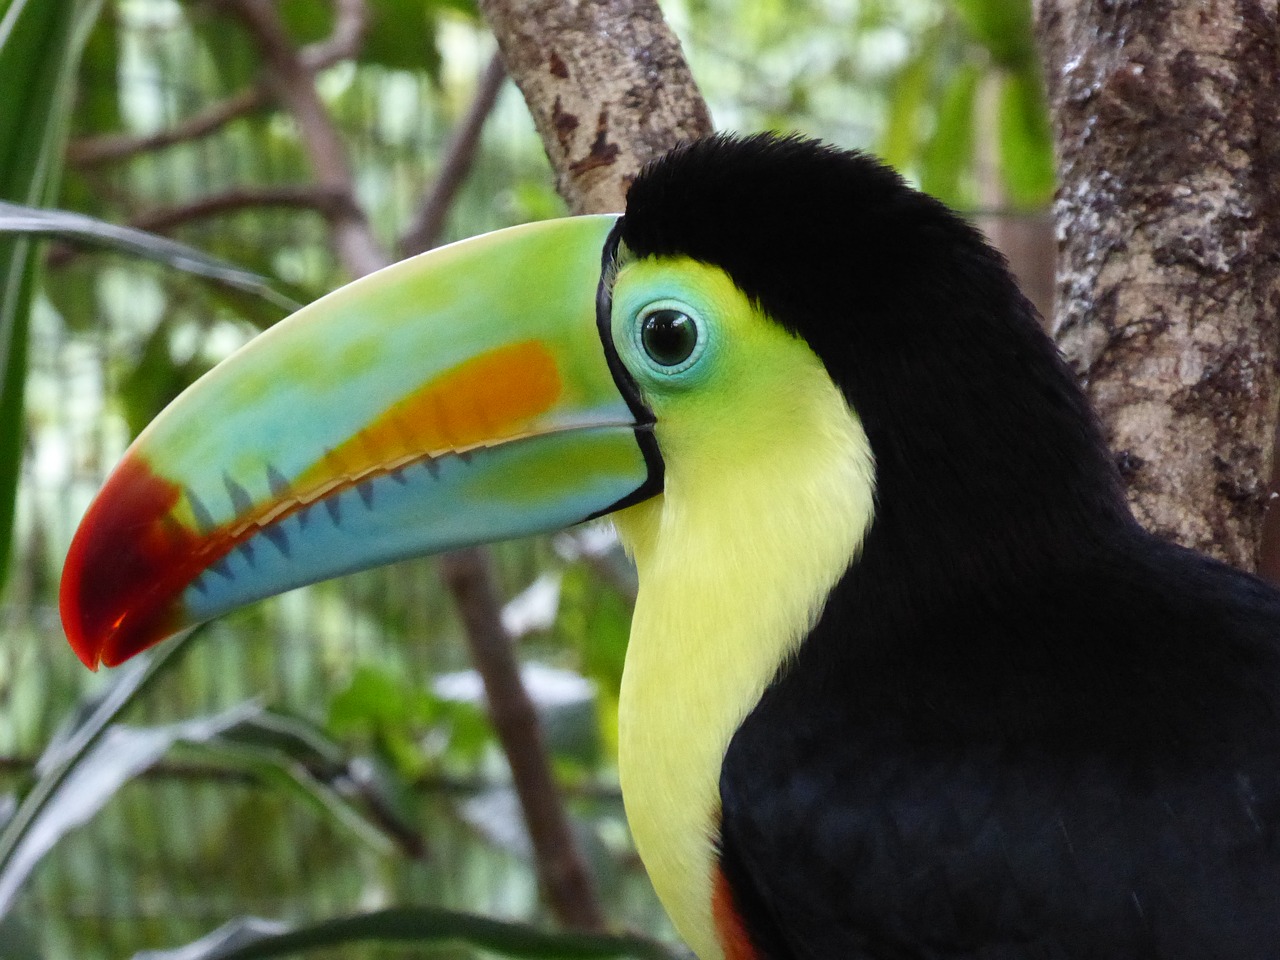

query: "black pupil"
xmin=641 ymin=309 xmax=698 ymax=367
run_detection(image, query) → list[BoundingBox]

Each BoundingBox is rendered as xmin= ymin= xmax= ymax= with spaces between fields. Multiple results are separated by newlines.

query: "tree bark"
xmin=479 ymin=0 xmax=713 ymax=214
xmin=1035 ymin=0 xmax=1280 ymax=573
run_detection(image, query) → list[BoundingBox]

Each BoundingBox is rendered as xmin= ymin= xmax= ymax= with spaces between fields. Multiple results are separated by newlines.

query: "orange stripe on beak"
xmin=292 ymin=340 xmax=562 ymax=494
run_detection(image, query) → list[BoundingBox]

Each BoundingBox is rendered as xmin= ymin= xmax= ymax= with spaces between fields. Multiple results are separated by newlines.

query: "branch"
xmin=129 ymin=184 xmax=351 ymax=233
xmin=225 ymin=0 xmax=386 ymax=278
xmin=68 ymin=1 xmax=369 ymax=169
xmin=439 ymin=548 xmax=607 ymax=930
xmin=1036 ymin=0 xmax=1280 ymax=571
xmin=68 ymin=88 xmax=264 ymax=168
xmin=301 ymin=0 xmax=368 ymax=68
xmin=400 ymin=53 xmax=507 ymax=257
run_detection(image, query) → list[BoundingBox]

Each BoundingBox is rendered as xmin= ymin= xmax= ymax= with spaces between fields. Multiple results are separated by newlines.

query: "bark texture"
xmin=1035 ymin=0 xmax=1280 ymax=572
xmin=478 ymin=0 xmax=713 ymax=213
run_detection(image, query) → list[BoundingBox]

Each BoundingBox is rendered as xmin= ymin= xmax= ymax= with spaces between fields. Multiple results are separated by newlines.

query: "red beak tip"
xmin=64 ymin=624 xmax=104 ymax=672
xmin=58 ymin=452 xmax=192 ymax=672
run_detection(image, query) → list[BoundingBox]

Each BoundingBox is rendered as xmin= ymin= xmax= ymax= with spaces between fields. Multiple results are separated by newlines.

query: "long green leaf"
xmin=0 ymin=202 xmax=301 ymax=311
xmin=197 ymin=710 xmax=426 ymax=856
xmin=0 ymin=0 xmax=103 ymax=592
xmin=0 ymin=698 xmax=261 ymax=916
xmin=133 ymin=908 xmax=683 ymax=960
xmin=0 ymin=627 xmax=201 ymax=918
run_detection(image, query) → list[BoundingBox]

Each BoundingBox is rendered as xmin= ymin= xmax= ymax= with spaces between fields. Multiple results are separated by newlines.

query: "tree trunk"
xmin=1035 ymin=0 xmax=1280 ymax=574
xmin=479 ymin=0 xmax=713 ymax=214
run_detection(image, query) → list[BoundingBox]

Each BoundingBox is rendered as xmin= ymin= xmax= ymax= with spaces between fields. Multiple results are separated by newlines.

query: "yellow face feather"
xmin=607 ymin=257 xmax=877 ymax=960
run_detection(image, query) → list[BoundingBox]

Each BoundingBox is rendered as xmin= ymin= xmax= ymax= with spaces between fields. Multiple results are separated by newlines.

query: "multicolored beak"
xmin=60 ymin=216 xmax=660 ymax=669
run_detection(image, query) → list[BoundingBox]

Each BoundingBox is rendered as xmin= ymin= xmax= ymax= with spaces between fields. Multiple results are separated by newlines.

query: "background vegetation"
xmin=0 ymin=0 xmax=1052 ymax=957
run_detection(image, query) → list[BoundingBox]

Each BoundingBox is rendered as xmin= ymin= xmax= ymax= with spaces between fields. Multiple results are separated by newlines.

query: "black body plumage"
xmin=622 ymin=135 xmax=1280 ymax=958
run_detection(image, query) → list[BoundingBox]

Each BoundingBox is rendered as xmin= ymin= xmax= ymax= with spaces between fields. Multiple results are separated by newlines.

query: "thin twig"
xmin=67 ymin=1 xmax=369 ymax=169
xmin=399 ymin=53 xmax=508 ymax=257
xmin=130 ymin=184 xmax=352 ymax=233
xmin=305 ymin=0 xmax=368 ymax=66
xmin=225 ymin=0 xmax=386 ymax=278
xmin=68 ymin=89 xmax=265 ymax=168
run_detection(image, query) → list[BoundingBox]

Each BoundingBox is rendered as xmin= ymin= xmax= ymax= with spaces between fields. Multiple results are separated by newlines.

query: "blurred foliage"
xmin=875 ymin=0 xmax=1053 ymax=209
xmin=0 ymin=631 xmax=200 ymax=921
xmin=0 ymin=0 xmax=1054 ymax=957
xmin=328 ymin=663 xmax=493 ymax=777
xmin=276 ymin=0 xmax=483 ymax=79
xmin=0 ymin=0 xmax=103 ymax=593
xmin=136 ymin=906 xmax=679 ymax=960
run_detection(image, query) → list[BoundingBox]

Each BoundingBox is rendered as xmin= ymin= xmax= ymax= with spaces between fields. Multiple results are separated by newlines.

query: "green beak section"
xmin=60 ymin=216 xmax=659 ymax=669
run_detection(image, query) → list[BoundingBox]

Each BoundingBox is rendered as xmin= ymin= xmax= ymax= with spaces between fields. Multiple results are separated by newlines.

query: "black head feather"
xmin=620 ymin=133 xmax=1130 ymax=576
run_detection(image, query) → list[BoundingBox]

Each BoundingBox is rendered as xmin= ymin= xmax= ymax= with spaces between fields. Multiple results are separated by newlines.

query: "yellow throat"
xmin=608 ymin=258 xmax=876 ymax=960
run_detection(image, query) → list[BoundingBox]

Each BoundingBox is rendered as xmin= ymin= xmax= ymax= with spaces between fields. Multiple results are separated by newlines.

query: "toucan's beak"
xmin=61 ymin=216 xmax=660 ymax=669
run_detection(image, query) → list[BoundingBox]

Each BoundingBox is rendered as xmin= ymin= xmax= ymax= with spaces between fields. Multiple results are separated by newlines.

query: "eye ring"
xmin=636 ymin=306 xmax=704 ymax=374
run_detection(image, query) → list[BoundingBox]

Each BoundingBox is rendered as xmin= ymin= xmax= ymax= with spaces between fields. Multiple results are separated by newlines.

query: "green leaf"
xmin=0 ymin=203 xmax=301 ymax=311
xmin=73 ymin=4 xmax=121 ymax=136
xmin=276 ymin=0 xmax=331 ymax=47
xmin=198 ymin=709 xmax=427 ymax=857
xmin=0 ymin=703 xmax=262 ymax=916
xmin=0 ymin=0 xmax=104 ymax=592
xmin=0 ymin=912 xmax=40 ymax=960
xmin=918 ymin=62 xmax=980 ymax=209
xmin=132 ymin=907 xmax=681 ymax=960
xmin=876 ymin=26 xmax=941 ymax=175
xmin=996 ymin=69 xmax=1055 ymax=209
xmin=950 ymin=0 xmax=1035 ymax=70
xmin=0 ymin=627 xmax=201 ymax=918
xmin=428 ymin=0 xmax=481 ymax=21
xmin=365 ymin=0 xmax=441 ymax=76
xmin=0 ymin=255 xmax=33 ymax=594
xmin=191 ymin=5 xmax=259 ymax=92
xmin=119 ymin=316 xmax=214 ymax=437
xmin=329 ymin=664 xmax=491 ymax=774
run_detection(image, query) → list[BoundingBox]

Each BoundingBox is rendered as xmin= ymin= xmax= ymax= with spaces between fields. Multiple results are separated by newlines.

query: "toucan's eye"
xmin=640 ymin=309 xmax=699 ymax=368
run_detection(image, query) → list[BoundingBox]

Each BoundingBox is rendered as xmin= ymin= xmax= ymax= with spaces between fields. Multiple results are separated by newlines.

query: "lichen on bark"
xmin=1035 ymin=0 xmax=1280 ymax=572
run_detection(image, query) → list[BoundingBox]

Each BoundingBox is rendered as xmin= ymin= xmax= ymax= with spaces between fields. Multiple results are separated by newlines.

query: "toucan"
xmin=59 ymin=134 xmax=1280 ymax=958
